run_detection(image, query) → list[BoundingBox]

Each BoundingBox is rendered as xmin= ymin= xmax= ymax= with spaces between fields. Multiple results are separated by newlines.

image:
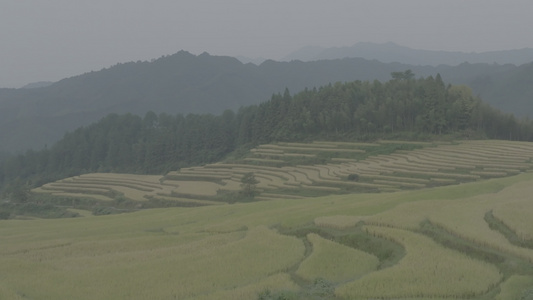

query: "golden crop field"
xmin=33 ymin=140 xmax=533 ymax=205
xmin=5 ymin=164 xmax=533 ymax=299
xmin=336 ymin=226 xmax=502 ymax=299
xmin=16 ymin=140 xmax=533 ymax=298
xmin=295 ymin=233 xmax=379 ymax=282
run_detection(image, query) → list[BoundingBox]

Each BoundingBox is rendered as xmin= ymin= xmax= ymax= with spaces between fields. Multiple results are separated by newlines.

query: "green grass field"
xmin=6 ymin=140 xmax=533 ymax=299
xmin=3 ymin=170 xmax=533 ymax=298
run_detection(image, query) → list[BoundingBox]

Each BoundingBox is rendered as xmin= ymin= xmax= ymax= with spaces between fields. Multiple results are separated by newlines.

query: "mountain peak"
xmin=284 ymin=42 xmax=533 ymax=66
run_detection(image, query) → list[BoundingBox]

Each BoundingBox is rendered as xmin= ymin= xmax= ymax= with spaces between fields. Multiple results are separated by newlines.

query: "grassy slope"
xmin=3 ymin=172 xmax=533 ymax=299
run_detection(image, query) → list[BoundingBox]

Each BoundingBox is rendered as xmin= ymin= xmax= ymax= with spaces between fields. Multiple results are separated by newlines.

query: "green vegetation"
xmin=2 ymin=172 xmax=533 ymax=299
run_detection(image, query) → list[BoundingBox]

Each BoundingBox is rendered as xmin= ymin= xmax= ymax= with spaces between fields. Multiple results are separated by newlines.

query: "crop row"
xmin=33 ymin=140 xmax=533 ymax=203
xmin=154 ymin=140 xmax=533 ymax=198
xmin=336 ymin=226 xmax=502 ymax=298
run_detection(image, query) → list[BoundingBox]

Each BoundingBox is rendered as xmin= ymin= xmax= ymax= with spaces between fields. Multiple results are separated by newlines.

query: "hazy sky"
xmin=1 ymin=0 xmax=532 ymax=88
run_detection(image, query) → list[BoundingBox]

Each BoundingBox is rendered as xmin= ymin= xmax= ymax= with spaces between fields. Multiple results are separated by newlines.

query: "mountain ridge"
xmin=0 ymin=50 xmax=531 ymax=152
xmin=283 ymin=42 xmax=533 ymax=66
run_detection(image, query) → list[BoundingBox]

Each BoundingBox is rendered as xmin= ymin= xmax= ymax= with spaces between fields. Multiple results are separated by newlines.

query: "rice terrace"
xmin=2 ymin=139 xmax=533 ymax=299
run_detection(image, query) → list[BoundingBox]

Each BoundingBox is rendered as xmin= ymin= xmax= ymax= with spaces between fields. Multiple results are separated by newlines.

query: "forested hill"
xmin=0 ymin=51 xmax=532 ymax=152
xmin=2 ymin=74 xmax=532 ymax=190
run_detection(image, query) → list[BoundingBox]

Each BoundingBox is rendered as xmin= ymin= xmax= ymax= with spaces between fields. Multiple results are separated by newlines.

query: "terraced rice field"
xmin=33 ymin=173 xmax=226 ymax=206
xmin=33 ymin=140 xmax=533 ymax=205
xmin=7 ymin=171 xmax=533 ymax=299
xmin=336 ymin=226 xmax=503 ymax=299
xmin=162 ymin=140 xmax=533 ymax=198
xmin=295 ymin=233 xmax=379 ymax=282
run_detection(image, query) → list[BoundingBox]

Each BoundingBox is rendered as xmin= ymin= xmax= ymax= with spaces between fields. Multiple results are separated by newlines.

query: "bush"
xmin=347 ymin=174 xmax=359 ymax=181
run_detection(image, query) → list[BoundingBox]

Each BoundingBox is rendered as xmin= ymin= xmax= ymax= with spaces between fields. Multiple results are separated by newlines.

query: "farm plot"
xmin=32 ymin=173 xmax=171 ymax=202
xmin=295 ymin=233 xmax=379 ymax=282
xmin=7 ymin=172 xmax=533 ymax=299
xmin=32 ymin=173 xmax=231 ymax=206
xmin=335 ymin=226 xmax=502 ymax=299
xmin=32 ymin=140 xmax=533 ymax=205
xmin=365 ymin=181 xmax=533 ymax=262
xmin=491 ymin=181 xmax=533 ymax=242
xmin=159 ymin=140 xmax=533 ymax=199
xmin=248 ymin=141 xmax=368 ymax=163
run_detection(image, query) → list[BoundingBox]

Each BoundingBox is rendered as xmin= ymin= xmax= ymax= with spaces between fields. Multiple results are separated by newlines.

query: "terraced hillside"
xmin=33 ymin=140 xmax=533 ymax=205
xmin=5 ymin=171 xmax=533 ymax=299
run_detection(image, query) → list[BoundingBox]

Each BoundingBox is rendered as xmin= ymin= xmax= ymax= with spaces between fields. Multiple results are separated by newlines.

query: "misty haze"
xmin=1 ymin=1 xmax=533 ymax=299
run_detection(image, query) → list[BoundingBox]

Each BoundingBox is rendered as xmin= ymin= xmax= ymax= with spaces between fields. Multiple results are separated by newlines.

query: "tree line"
xmin=2 ymin=72 xmax=533 ymax=193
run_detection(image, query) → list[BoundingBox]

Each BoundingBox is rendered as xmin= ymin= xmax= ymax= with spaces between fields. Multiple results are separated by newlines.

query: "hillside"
xmin=0 ymin=51 xmax=532 ymax=152
xmin=2 ymin=164 xmax=533 ymax=299
xmin=29 ymin=140 xmax=533 ymax=207
xmin=283 ymin=42 xmax=533 ymax=66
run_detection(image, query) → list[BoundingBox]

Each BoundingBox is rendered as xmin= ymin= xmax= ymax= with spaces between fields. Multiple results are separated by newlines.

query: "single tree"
xmin=240 ymin=172 xmax=259 ymax=198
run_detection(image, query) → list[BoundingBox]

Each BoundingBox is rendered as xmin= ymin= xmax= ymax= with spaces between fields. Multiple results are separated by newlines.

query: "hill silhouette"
xmin=0 ymin=50 xmax=531 ymax=152
xmin=283 ymin=42 xmax=533 ymax=66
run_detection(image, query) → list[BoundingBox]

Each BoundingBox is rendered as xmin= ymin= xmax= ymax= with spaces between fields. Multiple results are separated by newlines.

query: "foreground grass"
xmin=2 ymin=172 xmax=533 ymax=299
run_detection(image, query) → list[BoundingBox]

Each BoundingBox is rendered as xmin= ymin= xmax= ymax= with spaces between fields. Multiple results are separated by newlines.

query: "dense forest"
xmin=1 ymin=72 xmax=532 ymax=193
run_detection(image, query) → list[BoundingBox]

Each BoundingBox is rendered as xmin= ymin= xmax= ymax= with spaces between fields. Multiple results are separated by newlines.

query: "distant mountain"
xmin=0 ymin=50 xmax=531 ymax=152
xmin=282 ymin=45 xmax=326 ymax=62
xmin=283 ymin=42 xmax=533 ymax=66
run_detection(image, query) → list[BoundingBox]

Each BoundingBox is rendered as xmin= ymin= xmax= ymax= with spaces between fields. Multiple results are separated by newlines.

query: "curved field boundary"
xmin=492 ymin=185 xmax=533 ymax=242
xmin=40 ymin=183 xmax=113 ymax=194
xmin=395 ymin=151 xmax=476 ymax=169
xmin=44 ymin=192 xmax=114 ymax=201
xmin=422 ymin=149 xmax=529 ymax=166
xmin=298 ymin=166 xmax=341 ymax=181
xmin=79 ymin=174 xmax=164 ymax=186
xmin=243 ymin=158 xmax=285 ymax=163
xmin=150 ymin=195 xmax=225 ymax=206
xmin=330 ymin=158 xmax=358 ymax=163
xmin=286 ymin=170 xmax=313 ymax=185
xmin=54 ymin=180 xmax=157 ymax=192
xmin=483 ymin=167 xmax=521 ymax=175
xmin=37 ymin=186 xmax=117 ymax=199
xmin=404 ymin=152 xmax=478 ymax=169
xmin=336 ymin=226 xmax=502 ymax=299
xmin=251 ymin=147 xmax=284 ymax=153
xmin=360 ymin=174 xmax=430 ymax=184
xmin=314 ymin=215 xmax=366 ymax=229
xmin=372 ymin=180 xmax=426 ymax=189
xmin=279 ymin=142 xmax=338 ymax=148
xmin=259 ymin=193 xmax=305 ymax=200
xmin=314 ymin=141 xmax=381 ymax=147
xmin=257 ymin=144 xmax=365 ymax=153
xmin=470 ymin=171 xmax=509 ymax=177
xmin=72 ymin=178 xmax=162 ymax=190
xmin=296 ymin=233 xmax=379 ymax=282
